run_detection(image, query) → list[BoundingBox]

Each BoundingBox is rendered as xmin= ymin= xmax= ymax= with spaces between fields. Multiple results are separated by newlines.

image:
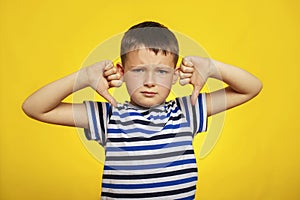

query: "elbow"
xmin=255 ymin=79 xmax=263 ymax=96
xmin=22 ymin=98 xmax=39 ymax=120
xmin=250 ymin=78 xmax=263 ymax=98
xmin=242 ymin=78 xmax=263 ymax=101
xmin=22 ymin=98 xmax=33 ymax=118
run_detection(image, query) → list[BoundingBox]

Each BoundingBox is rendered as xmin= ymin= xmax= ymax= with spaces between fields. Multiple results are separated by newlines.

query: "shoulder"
xmin=175 ymin=94 xmax=206 ymax=107
xmin=83 ymin=101 xmax=111 ymax=111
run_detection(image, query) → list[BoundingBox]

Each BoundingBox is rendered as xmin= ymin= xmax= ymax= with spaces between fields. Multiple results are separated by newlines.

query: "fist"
xmin=178 ymin=56 xmax=212 ymax=105
xmin=85 ymin=60 xmax=123 ymax=106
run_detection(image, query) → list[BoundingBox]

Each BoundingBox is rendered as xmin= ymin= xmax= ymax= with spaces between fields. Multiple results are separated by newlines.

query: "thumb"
xmin=183 ymin=58 xmax=193 ymax=67
xmin=99 ymin=89 xmax=117 ymax=107
xmin=191 ymin=85 xmax=202 ymax=105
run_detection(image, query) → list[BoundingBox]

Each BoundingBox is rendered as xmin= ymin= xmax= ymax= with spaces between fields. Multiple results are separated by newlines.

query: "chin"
xmin=132 ymin=99 xmax=164 ymax=108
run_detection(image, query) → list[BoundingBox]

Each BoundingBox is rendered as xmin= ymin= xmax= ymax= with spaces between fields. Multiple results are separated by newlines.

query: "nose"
xmin=144 ymin=72 xmax=155 ymax=87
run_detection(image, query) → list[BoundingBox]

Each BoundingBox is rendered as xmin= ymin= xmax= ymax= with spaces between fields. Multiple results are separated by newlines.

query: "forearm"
xmin=22 ymin=68 xmax=88 ymax=118
xmin=180 ymin=56 xmax=262 ymax=115
xmin=205 ymin=59 xmax=262 ymax=116
xmin=210 ymin=60 xmax=262 ymax=97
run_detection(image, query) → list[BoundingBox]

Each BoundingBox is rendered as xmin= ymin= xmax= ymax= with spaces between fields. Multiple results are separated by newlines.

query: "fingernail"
xmin=183 ymin=59 xmax=188 ymax=65
xmin=115 ymin=80 xmax=123 ymax=87
xmin=179 ymin=79 xmax=188 ymax=85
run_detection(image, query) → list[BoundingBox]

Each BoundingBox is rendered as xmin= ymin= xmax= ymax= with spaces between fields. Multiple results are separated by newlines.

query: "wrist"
xmin=208 ymin=59 xmax=222 ymax=79
xmin=73 ymin=67 xmax=90 ymax=90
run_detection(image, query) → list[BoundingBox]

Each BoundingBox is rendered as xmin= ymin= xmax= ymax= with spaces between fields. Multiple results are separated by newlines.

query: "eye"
xmin=157 ymin=67 xmax=172 ymax=75
xmin=132 ymin=68 xmax=144 ymax=73
xmin=158 ymin=69 xmax=168 ymax=74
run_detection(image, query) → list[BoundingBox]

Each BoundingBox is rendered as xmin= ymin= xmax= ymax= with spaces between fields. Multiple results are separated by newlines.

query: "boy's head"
xmin=118 ymin=21 xmax=179 ymax=108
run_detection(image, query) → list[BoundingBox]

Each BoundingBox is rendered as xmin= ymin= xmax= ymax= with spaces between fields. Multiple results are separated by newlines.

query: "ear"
xmin=116 ymin=62 xmax=124 ymax=82
xmin=172 ymin=68 xmax=179 ymax=84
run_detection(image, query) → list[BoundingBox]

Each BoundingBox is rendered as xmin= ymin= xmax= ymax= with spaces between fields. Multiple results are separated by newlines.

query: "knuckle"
xmin=179 ymin=71 xmax=184 ymax=77
xmin=181 ymin=66 xmax=187 ymax=72
xmin=107 ymin=75 xmax=114 ymax=81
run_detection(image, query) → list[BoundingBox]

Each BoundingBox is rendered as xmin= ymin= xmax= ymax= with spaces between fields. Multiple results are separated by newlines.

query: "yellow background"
xmin=1 ymin=0 xmax=299 ymax=199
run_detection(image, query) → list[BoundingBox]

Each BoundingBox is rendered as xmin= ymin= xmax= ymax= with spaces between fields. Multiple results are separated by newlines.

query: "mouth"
xmin=141 ymin=91 xmax=157 ymax=97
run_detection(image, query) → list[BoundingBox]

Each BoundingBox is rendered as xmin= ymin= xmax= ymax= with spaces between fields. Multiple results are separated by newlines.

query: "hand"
xmin=178 ymin=56 xmax=212 ymax=105
xmin=85 ymin=60 xmax=123 ymax=107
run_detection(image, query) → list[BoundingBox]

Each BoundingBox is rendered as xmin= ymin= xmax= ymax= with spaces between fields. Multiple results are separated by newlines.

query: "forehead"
xmin=123 ymin=48 xmax=175 ymax=69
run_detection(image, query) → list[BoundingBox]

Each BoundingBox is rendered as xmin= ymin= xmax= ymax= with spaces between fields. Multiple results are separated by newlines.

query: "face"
xmin=120 ymin=48 xmax=177 ymax=108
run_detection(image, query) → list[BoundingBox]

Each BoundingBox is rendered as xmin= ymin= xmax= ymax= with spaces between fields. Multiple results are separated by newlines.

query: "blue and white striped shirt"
xmin=84 ymin=94 xmax=207 ymax=199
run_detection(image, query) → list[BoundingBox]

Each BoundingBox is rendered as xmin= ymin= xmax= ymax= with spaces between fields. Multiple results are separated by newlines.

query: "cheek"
xmin=124 ymin=75 xmax=144 ymax=96
xmin=156 ymin=78 xmax=173 ymax=89
xmin=158 ymin=85 xmax=172 ymax=95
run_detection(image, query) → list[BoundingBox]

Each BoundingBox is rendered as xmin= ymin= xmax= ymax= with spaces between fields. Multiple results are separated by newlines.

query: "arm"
xmin=206 ymin=59 xmax=262 ymax=116
xmin=22 ymin=60 xmax=122 ymax=128
xmin=179 ymin=57 xmax=262 ymax=116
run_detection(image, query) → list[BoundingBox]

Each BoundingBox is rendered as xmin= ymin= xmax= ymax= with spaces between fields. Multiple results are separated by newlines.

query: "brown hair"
xmin=120 ymin=21 xmax=179 ymax=66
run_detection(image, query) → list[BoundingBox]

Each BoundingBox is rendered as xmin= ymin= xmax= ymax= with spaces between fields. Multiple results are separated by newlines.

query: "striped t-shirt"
xmin=84 ymin=94 xmax=207 ymax=200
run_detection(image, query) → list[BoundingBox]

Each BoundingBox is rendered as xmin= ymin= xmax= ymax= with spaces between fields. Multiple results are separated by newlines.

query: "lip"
xmin=141 ymin=91 xmax=157 ymax=97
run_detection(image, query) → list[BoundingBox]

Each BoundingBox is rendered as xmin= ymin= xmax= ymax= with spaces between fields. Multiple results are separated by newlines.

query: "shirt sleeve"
xmin=177 ymin=93 xmax=208 ymax=137
xmin=83 ymin=101 xmax=111 ymax=146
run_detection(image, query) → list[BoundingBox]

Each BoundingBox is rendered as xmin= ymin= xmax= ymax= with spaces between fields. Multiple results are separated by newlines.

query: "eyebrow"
xmin=129 ymin=64 xmax=173 ymax=68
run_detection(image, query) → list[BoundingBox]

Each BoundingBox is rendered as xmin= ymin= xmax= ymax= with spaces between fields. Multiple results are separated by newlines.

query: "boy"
xmin=22 ymin=21 xmax=262 ymax=199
